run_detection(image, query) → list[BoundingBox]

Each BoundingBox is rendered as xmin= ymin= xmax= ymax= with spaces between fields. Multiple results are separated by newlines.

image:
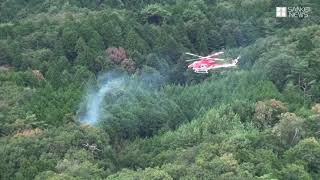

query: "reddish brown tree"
xmin=106 ymin=47 xmax=136 ymax=73
xmin=105 ymin=47 xmax=127 ymax=64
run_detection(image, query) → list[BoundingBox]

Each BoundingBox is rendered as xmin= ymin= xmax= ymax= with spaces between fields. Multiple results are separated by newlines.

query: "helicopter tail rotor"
xmin=233 ymin=56 xmax=240 ymax=64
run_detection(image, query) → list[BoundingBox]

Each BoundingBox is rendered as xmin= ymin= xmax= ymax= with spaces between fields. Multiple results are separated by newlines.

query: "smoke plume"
xmin=78 ymin=73 xmax=126 ymax=125
xmin=78 ymin=68 xmax=166 ymax=125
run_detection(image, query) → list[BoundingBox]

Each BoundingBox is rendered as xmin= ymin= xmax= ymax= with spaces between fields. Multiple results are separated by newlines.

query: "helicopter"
xmin=185 ymin=51 xmax=240 ymax=73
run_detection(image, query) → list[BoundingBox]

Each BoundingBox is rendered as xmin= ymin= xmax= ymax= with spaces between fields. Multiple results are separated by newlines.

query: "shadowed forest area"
xmin=1 ymin=0 xmax=320 ymax=179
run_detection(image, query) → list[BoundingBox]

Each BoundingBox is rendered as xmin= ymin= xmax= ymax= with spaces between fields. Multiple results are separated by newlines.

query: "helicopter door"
xmin=198 ymin=64 xmax=208 ymax=73
xmin=200 ymin=64 xmax=208 ymax=68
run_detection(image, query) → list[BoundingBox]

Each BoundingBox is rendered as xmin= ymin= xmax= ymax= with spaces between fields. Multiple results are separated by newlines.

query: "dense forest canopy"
xmin=1 ymin=0 xmax=320 ymax=179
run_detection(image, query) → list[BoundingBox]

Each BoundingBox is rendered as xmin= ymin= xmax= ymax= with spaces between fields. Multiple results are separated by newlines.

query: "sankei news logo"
xmin=276 ymin=7 xmax=311 ymax=18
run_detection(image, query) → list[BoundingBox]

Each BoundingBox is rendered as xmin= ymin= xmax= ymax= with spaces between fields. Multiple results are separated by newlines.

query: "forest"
xmin=1 ymin=0 xmax=320 ymax=179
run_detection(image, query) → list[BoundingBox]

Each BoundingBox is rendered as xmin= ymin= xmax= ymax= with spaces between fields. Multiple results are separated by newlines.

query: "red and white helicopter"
xmin=185 ymin=51 xmax=240 ymax=73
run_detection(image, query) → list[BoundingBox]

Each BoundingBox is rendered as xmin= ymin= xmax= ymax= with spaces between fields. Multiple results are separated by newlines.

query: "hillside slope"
xmin=1 ymin=0 xmax=320 ymax=179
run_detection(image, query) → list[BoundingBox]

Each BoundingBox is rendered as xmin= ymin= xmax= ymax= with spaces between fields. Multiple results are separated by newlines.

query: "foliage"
xmin=0 ymin=0 xmax=320 ymax=179
xmin=141 ymin=4 xmax=171 ymax=25
xmin=253 ymin=99 xmax=288 ymax=130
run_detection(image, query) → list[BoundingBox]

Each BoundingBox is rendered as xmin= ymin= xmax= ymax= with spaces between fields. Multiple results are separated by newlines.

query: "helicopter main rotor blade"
xmin=214 ymin=58 xmax=225 ymax=61
xmin=185 ymin=52 xmax=203 ymax=58
xmin=185 ymin=58 xmax=199 ymax=62
xmin=206 ymin=51 xmax=224 ymax=58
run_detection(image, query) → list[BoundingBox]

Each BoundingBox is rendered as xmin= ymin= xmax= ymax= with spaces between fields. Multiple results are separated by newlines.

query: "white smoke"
xmin=79 ymin=75 xmax=125 ymax=125
xmin=78 ymin=68 xmax=165 ymax=125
